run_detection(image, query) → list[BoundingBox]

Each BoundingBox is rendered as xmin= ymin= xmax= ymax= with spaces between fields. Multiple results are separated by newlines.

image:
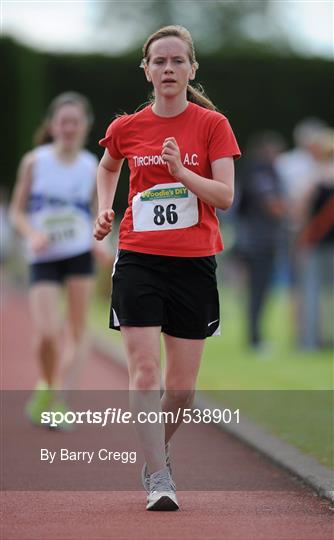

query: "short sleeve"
xmin=208 ymin=116 xmax=241 ymax=163
xmin=99 ymin=117 xmax=124 ymax=160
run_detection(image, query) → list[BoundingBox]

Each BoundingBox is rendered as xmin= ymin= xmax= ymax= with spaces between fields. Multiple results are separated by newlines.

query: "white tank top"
xmin=27 ymin=144 xmax=97 ymax=263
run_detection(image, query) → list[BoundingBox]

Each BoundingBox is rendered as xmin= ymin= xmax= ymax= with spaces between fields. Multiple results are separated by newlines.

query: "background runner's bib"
xmin=40 ymin=208 xmax=87 ymax=246
xmin=132 ymin=182 xmax=198 ymax=232
xmin=28 ymin=204 xmax=94 ymax=262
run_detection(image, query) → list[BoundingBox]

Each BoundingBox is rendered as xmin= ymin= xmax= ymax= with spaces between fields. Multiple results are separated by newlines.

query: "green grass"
xmin=90 ymin=287 xmax=333 ymax=468
xmin=90 ymin=293 xmax=124 ymax=346
xmin=207 ymin=389 xmax=333 ymax=469
xmin=197 ymin=287 xmax=333 ymax=468
xmin=198 ymin=287 xmax=332 ymax=391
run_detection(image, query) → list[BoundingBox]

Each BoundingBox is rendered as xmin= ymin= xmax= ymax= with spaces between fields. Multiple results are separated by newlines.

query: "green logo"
xmin=140 ymin=186 xmax=188 ymax=201
xmin=44 ymin=216 xmax=75 ymax=226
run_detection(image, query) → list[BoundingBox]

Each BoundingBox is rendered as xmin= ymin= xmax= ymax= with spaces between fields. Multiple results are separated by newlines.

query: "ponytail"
xmin=186 ymin=83 xmax=216 ymax=111
xmin=33 ymin=119 xmax=53 ymax=146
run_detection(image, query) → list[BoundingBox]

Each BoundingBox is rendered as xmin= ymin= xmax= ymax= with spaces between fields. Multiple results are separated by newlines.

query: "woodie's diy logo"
xmin=140 ymin=186 xmax=188 ymax=201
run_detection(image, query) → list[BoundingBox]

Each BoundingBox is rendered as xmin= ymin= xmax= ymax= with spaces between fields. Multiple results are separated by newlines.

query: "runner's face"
xmin=145 ymin=37 xmax=196 ymax=98
xmin=49 ymin=104 xmax=88 ymax=150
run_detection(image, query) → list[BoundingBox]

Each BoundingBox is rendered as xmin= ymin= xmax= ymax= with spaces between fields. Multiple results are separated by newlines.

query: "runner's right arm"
xmin=94 ymin=149 xmax=124 ymax=240
xmin=9 ymin=152 xmax=49 ymax=251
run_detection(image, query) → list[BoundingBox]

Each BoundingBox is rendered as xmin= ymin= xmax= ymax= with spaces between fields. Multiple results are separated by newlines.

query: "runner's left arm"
xmin=161 ymin=137 xmax=234 ymax=210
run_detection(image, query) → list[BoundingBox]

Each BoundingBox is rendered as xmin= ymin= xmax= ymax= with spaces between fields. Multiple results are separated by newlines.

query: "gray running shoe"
xmin=146 ymin=466 xmax=179 ymax=511
xmin=141 ymin=443 xmax=174 ymax=493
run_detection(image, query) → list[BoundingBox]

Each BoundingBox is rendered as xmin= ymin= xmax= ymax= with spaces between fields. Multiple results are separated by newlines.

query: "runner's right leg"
xmin=27 ymin=283 xmax=62 ymax=422
xmin=121 ymin=326 xmax=166 ymax=474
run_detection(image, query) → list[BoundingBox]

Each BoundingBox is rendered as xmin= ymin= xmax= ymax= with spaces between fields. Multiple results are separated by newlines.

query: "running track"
xmin=1 ymin=290 xmax=333 ymax=540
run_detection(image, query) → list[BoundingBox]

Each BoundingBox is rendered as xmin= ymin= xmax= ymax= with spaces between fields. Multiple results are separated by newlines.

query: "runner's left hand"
xmin=162 ymin=137 xmax=184 ymax=178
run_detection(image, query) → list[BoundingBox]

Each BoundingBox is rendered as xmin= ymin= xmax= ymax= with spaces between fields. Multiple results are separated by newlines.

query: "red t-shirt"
xmin=99 ymin=101 xmax=241 ymax=257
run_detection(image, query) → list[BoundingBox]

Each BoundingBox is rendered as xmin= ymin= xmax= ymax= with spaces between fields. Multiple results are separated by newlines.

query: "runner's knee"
xmin=130 ymin=358 xmax=160 ymax=390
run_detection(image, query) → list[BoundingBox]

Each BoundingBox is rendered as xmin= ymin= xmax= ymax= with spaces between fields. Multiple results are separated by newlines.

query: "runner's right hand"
xmin=94 ymin=209 xmax=115 ymax=240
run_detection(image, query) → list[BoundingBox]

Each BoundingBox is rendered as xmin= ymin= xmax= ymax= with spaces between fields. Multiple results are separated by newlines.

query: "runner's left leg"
xmin=162 ymin=334 xmax=204 ymax=444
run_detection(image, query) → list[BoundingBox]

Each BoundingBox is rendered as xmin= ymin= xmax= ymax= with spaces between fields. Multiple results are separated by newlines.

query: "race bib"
xmin=132 ymin=182 xmax=198 ymax=232
xmin=42 ymin=211 xmax=79 ymax=244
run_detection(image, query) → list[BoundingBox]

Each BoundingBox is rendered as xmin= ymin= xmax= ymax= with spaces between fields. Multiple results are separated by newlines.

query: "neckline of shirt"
xmin=147 ymin=101 xmax=194 ymax=120
xmin=48 ymin=144 xmax=81 ymax=168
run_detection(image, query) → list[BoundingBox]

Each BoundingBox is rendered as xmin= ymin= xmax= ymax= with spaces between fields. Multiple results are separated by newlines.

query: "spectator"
xmin=234 ymin=131 xmax=286 ymax=349
xmin=275 ymin=118 xmax=326 ymax=344
xmin=297 ymin=127 xmax=334 ymax=350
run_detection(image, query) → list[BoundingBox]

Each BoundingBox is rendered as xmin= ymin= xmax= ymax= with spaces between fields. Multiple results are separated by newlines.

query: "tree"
xmin=92 ymin=0 xmax=293 ymax=55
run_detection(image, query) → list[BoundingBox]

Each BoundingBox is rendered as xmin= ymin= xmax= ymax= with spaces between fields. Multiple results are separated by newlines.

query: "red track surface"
xmin=1 ymin=291 xmax=333 ymax=540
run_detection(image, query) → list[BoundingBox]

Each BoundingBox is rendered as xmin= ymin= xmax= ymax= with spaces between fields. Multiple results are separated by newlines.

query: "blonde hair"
xmin=33 ymin=92 xmax=94 ymax=146
xmin=141 ymin=25 xmax=216 ymax=111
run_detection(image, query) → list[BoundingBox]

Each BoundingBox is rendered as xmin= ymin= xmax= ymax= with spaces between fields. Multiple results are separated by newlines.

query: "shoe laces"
xmin=149 ymin=468 xmax=175 ymax=494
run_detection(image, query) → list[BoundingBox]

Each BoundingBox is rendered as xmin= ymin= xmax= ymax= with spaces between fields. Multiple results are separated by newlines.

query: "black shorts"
xmin=110 ymin=249 xmax=220 ymax=340
xmin=29 ymin=251 xmax=95 ymax=285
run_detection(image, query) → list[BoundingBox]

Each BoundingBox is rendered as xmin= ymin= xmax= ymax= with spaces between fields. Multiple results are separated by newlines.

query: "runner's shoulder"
xmin=28 ymin=144 xmax=57 ymax=166
xmin=191 ymin=102 xmax=229 ymax=126
xmin=20 ymin=149 xmax=37 ymax=171
xmin=106 ymin=106 xmax=150 ymax=132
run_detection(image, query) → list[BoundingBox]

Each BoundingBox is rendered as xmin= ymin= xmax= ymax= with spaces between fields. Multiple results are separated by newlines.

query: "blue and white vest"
xmin=27 ymin=144 xmax=97 ymax=263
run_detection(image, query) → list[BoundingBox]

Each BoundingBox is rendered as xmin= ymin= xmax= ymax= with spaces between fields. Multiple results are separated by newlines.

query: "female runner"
xmin=94 ymin=26 xmax=241 ymax=510
xmin=10 ymin=92 xmax=104 ymax=421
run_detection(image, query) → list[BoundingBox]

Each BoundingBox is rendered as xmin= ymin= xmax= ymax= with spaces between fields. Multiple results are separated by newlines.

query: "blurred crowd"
xmin=233 ymin=119 xmax=334 ymax=351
